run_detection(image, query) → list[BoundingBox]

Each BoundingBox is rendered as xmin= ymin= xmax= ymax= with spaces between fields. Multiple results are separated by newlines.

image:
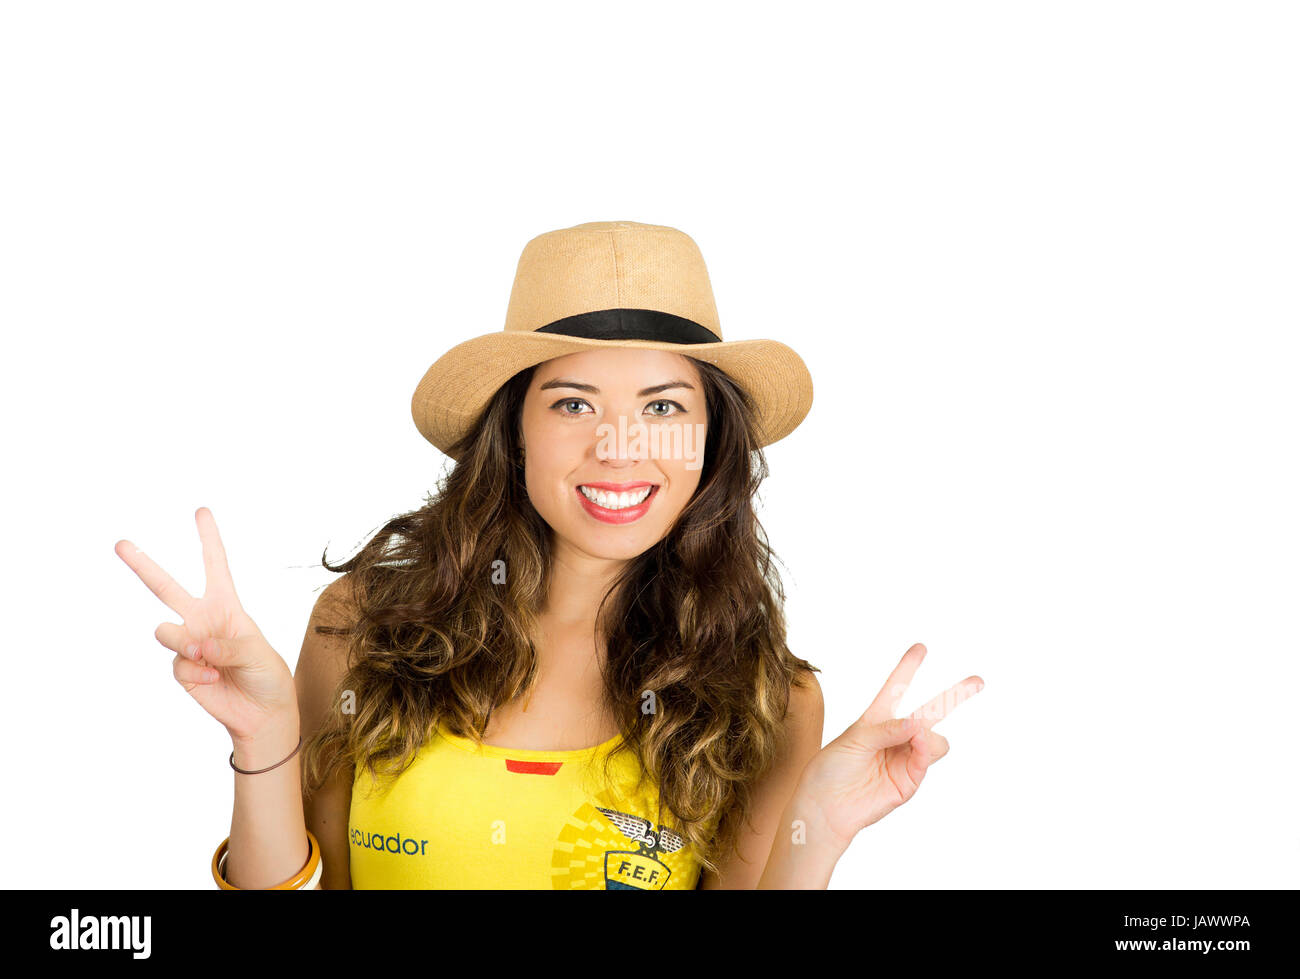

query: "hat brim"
xmin=411 ymin=331 xmax=813 ymax=460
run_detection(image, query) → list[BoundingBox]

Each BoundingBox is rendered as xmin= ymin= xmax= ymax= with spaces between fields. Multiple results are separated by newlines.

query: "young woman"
xmin=116 ymin=221 xmax=983 ymax=889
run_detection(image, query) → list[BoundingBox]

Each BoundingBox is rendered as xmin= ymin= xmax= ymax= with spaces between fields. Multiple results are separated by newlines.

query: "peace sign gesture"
xmin=115 ymin=507 xmax=298 ymax=744
xmin=797 ymin=643 xmax=984 ymax=852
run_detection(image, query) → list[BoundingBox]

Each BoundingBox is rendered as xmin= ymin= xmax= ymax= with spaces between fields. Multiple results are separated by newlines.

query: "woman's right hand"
xmin=115 ymin=507 xmax=299 ymax=745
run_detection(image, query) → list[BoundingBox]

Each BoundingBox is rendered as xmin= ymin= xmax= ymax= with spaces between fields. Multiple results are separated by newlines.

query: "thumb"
xmin=185 ymin=634 xmax=259 ymax=670
xmin=858 ymin=715 xmax=921 ymax=751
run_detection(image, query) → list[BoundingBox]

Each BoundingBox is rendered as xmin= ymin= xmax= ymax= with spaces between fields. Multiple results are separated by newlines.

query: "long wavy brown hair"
xmin=300 ymin=355 xmax=818 ymax=876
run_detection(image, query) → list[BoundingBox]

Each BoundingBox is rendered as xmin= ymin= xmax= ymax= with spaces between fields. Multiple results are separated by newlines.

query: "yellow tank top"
xmin=348 ymin=721 xmax=709 ymax=889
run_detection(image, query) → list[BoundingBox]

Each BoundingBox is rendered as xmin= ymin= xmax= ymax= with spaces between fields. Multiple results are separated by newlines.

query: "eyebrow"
xmin=538 ymin=378 xmax=696 ymax=398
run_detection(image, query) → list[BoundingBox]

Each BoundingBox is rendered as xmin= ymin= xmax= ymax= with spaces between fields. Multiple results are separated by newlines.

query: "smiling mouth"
xmin=577 ymin=483 xmax=657 ymax=511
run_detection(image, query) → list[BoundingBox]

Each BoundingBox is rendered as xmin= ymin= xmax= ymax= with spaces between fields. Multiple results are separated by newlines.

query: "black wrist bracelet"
xmin=229 ymin=735 xmax=303 ymax=775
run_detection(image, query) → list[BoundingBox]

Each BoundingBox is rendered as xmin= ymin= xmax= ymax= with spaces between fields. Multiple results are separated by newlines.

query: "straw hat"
xmin=410 ymin=220 xmax=814 ymax=461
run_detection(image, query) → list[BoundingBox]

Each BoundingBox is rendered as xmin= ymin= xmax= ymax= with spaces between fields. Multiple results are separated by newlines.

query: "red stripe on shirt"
xmin=504 ymin=759 xmax=564 ymax=775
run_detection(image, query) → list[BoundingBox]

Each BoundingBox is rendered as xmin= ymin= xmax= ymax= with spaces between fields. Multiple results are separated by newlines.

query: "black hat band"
xmin=533 ymin=308 xmax=720 ymax=345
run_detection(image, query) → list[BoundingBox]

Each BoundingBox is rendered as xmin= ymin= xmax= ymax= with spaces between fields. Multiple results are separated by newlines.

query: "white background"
xmin=2 ymin=1 xmax=1295 ymax=889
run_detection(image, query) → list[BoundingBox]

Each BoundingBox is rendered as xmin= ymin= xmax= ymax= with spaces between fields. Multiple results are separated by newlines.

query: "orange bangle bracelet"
xmin=212 ymin=830 xmax=321 ymax=890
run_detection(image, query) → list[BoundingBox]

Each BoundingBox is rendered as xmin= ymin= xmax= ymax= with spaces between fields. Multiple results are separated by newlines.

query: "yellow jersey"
xmin=348 ymin=721 xmax=709 ymax=889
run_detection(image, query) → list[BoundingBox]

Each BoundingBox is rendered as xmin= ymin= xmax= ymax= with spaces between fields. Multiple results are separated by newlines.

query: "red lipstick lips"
xmin=575 ymin=481 xmax=658 ymax=525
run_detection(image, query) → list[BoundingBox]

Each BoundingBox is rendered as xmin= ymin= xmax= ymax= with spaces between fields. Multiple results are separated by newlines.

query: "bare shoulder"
xmin=786 ymin=668 xmax=825 ymax=744
xmin=295 ymin=574 xmax=361 ymax=692
xmin=312 ymin=573 xmax=364 ymax=638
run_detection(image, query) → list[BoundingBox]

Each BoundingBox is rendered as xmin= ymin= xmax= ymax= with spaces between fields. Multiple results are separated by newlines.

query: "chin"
xmin=568 ymin=526 xmax=661 ymax=562
xmin=584 ymin=535 xmax=657 ymax=562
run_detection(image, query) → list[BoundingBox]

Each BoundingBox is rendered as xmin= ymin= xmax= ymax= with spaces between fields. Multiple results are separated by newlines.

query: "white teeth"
xmin=579 ymin=485 xmax=653 ymax=510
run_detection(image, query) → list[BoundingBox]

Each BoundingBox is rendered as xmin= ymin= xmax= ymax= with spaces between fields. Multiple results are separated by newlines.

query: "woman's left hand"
xmin=796 ymin=643 xmax=984 ymax=853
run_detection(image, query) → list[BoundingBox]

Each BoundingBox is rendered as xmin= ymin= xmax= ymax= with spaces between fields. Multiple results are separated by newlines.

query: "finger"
xmin=115 ymin=539 xmax=197 ymax=618
xmin=155 ymin=622 xmax=217 ymax=669
xmin=907 ymin=724 xmax=932 ymax=784
xmin=156 ymin=621 xmax=195 ymax=658
xmin=196 ymin=508 xmax=239 ymax=601
xmin=186 ymin=633 xmax=255 ymax=669
xmin=859 ymin=643 xmax=927 ymax=724
xmin=859 ymin=714 xmax=924 ymax=750
xmin=910 ymin=676 xmax=985 ymax=730
xmin=173 ymin=653 xmax=220 ymax=689
xmin=913 ymin=725 xmax=931 ymax=764
xmin=926 ymin=730 xmax=950 ymax=762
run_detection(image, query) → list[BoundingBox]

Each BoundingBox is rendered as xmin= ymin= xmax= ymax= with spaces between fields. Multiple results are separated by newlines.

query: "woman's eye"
xmin=647 ymin=400 xmax=684 ymax=417
xmin=553 ymin=399 xmax=592 ymax=415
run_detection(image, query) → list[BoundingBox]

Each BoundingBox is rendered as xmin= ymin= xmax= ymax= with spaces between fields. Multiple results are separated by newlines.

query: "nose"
xmin=594 ymin=417 xmax=652 ymax=465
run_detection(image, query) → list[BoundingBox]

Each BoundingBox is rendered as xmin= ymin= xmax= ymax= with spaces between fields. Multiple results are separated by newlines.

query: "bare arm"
xmin=698 ymin=670 xmax=825 ymax=889
xmin=294 ymin=576 xmax=358 ymax=889
xmin=226 ymin=575 xmax=358 ymax=888
xmin=225 ymin=706 xmax=309 ymax=887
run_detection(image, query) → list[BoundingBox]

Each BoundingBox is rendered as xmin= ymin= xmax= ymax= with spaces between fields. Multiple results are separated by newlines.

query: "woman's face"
xmin=520 ymin=347 xmax=707 ymax=563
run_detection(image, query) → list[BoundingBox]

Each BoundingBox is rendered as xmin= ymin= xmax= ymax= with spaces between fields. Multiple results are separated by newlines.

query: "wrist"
xmin=756 ymin=786 xmax=850 ymax=889
xmin=785 ymin=781 xmax=853 ymax=859
xmin=230 ymin=710 xmax=301 ymax=771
